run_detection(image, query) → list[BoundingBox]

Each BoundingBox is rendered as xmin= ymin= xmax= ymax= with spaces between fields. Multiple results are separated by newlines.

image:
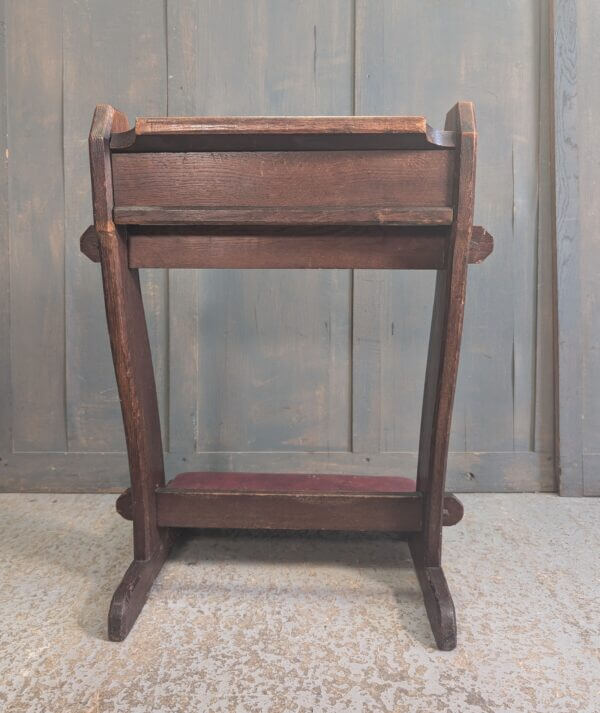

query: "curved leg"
xmin=411 ymin=103 xmax=476 ymax=650
xmin=90 ymin=106 xmax=173 ymax=640
xmin=410 ymin=541 xmax=456 ymax=650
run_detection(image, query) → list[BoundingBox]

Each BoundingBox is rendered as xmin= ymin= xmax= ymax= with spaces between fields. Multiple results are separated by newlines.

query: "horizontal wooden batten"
xmin=114 ymin=472 xmax=465 ymax=529
xmin=147 ymin=472 xmax=423 ymax=531
xmin=127 ymin=227 xmax=449 ymax=270
xmin=81 ymin=224 xmax=492 ymax=269
xmin=155 ymin=491 xmax=423 ymax=531
xmin=114 ymin=205 xmax=454 ymax=226
xmin=111 ymin=150 xmax=455 ymax=210
xmin=110 ymin=116 xmax=456 ymax=152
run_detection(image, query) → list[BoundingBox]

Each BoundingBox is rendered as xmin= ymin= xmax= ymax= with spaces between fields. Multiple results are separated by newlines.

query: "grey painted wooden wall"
xmin=554 ymin=0 xmax=600 ymax=496
xmin=0 ymin=0 xmax=562 ymax=493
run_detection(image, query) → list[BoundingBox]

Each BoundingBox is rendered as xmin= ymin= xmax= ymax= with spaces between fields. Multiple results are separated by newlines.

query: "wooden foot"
xmin=108 ymin=531 xmax=175 ymax=642
xmin=410 ymin=547 xmax=456 ymax=650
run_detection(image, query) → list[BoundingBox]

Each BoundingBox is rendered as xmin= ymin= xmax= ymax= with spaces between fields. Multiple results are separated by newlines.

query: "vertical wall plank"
xmin=354 ymin=1 xmax=548 ymax=469
xmin=0 ymin=0 xmax=10 ymax=452
xmin=63 ymin=0 xmax=168 ymax=452
xmin=7 ymin=0 xmax=66 ymax=451
xmin=351 ymin=272 xmax=384 ymax=452
xmin=534 ymin=0 xmax=555 ymax=457
xmin=577 ymin=0 xmax=600 ymax=495
xmin=165 ymin=0 xmax=199 ymax=453
xmin=552 ymin=0 xmax=583 ymax=495
xmin=167 ymin=0 xmax=353 ymax=457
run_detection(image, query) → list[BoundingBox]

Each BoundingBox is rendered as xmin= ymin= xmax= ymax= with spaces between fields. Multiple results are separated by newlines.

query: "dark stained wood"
xmin=166 ymin=471 xmax=417 ymax=493
xmin=128 ymin=228 xmax=449 ymax=270
xmin=156 ymin=490 xmax=423 ymax=532
xmin=108 ymin=529 xmax=176 ymax=642
xmin=110 ymin=115 xmax=456 ymax=152
xmin=89 ymin=104 xmax=128 ymax=233
xmin=92 ymin=105 xmax=168 ymax=562
xmin=86 ymin=103 xmax=489 ymax=647
xmin=80 ymin=225 xmax=100 ymax=263
xmin=116 ymin=487 xmax=132 ymax=519
xmin=409 ymin=102 xmax=478 ymax=651
xmin=441 ymin=493 xmax=464 ymax=527
xmin=98 ymin=228 xmax=168 ymax=560
xmin=112 ymin=151 xmax=455 ymax=210
xmin=81 ymin=224 xmax=492 ymax=269
xmin=413 ymin=565 xmax=457 ymax=650
xmin=114 ymin=473 xmax=465 ymax=528
xmin=114 ymin=205 xmax=454 ymax=226
xmin=468 ymin=226 xmax=494 ymax=264
xmin=90 ymin=105 xmax=174 ymax=641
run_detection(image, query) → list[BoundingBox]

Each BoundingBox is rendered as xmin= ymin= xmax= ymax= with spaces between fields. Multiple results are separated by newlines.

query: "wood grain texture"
xmin=156 ymin=489 xmax=423 ymax=532
xmin=98 ymin=225 xmax=169 ymax=561
xmin=96 ymin=93 xmax=478 ymax=645
xmin=535 ymin=0 xmax=555 ymax=460
xmin=111 ymin=115 xmax=456 ymax=152
xmin=412 ymin=565 xmax=456 ymax=650
xmin=115 ymin=474 xmax=464 ymax=526
xmin=128 ymin=229 xmax=449 ymax=270
xmin=112 ymin=151 xmax=454 ymax=209
xmin=355 ymin=0 xmax=551 ymax=462
xmin=168 ymin=471 xmax=416 ymax=493
xmin=0 ymin=0 xmax=10 ymax=453
xmin=0 ymin=0 xmax=552 ymax=499
xmin=91 ymin=105 xmax=168 ymax=561
xmin=412 ymin=103 xmax=476 ymax=568
xmin=78 ymin=225 xmax=491 ymax=269
xmin=124 ymin=114 xmax=433 ymax=135
xmin=574 ymin=0 xmax=600 ymax=496
xmin=7 ymin=0 xmax=66 ymax=451
xmin=0 ymin=450 xmax=555 ymax=494
xmin=166 ymin=0 xmax=353 ymax=455
xmin=115 ymin=206 xmax=454 ymax=226
xmin=553 ymin=0 xmax=583 ymax=495
xmin=62 ymin=0 xmax=168 ymax=453
xmin=108 ymin=529 xmax=176 ymax=641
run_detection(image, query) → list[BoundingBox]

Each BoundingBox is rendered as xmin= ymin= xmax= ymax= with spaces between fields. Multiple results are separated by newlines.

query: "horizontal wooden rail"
xmin=115 ymin=472 xmax=464 ymax=530
xmin=110 ymin=115 xmax=456 ymax=152
xmin=155 ymin=490 xmax=423 ymax=531
xmin=113 ymin=205 xmax=454 ymax=226
xmin=111 ymin=151 xmax=455 ymax=210
xmin=81 ymin=225 xmax=493 ymax=268
xmin=128 ymin=229 xmax=449 ymax=269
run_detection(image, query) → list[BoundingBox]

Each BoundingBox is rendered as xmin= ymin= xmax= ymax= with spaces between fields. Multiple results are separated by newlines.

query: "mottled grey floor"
xmin=0 ymin=493 xmax=598 ymax=713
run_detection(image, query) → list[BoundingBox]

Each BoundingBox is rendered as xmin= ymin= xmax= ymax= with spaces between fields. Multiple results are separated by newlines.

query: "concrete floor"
xmin=0 ymin=493 xmax=598 ymax=713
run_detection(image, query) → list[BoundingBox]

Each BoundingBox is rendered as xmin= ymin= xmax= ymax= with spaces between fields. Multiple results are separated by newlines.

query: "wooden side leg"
xmin=412 ymin=562 xmax=456 ymax=651
xmin=409 ymin=266 xmax=460 ymax=650
xmin=89 ymin=104 xmax=174 ymax=641
xmin=108 ymin=529 xmax=177 ymax=641
xmin=410 ymin=102 xmax=477 ymax=650
xmin=90 ymin=105 xmax=175 ymax=640
xmin=99 ymin=225 xmax=175 ymax=641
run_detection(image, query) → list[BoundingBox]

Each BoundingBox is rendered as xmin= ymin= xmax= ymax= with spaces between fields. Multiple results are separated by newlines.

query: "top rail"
xmin=110 ymin=115 xmax=456 ymax=152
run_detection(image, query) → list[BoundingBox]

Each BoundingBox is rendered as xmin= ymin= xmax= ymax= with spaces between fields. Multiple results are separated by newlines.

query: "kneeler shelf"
xmin=81 ymin=102 xmax=493 ymax=650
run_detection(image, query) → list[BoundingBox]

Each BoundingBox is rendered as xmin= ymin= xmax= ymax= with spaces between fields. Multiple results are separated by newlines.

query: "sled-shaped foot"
xmin=108 ymin=531 xmax=175 ymax=642
xmin=410 ymin=554 xmax=457 ymax=650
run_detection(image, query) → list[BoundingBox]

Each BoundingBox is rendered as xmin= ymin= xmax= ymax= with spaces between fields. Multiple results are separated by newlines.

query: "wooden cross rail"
xmin=82 ymin=102 xmax=493 ymax=650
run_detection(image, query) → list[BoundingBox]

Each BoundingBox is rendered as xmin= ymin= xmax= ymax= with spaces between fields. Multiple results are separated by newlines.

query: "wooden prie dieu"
xmin=81 ymin=102 xmax=493 ymax=650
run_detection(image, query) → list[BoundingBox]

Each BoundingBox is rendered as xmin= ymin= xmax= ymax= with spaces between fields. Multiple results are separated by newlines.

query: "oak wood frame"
xmin=84 ymin=103 xmax=490 ymax=649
